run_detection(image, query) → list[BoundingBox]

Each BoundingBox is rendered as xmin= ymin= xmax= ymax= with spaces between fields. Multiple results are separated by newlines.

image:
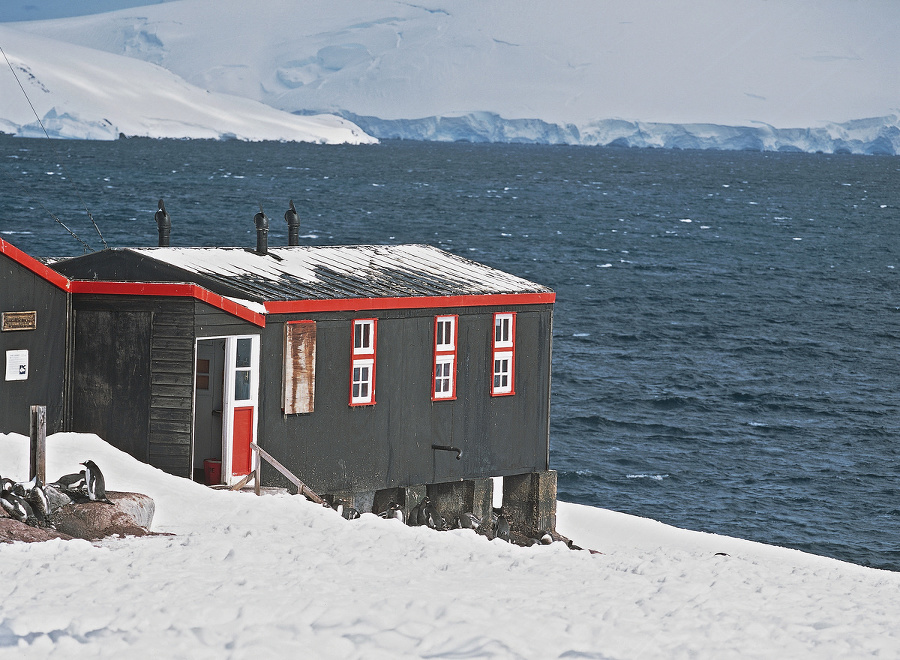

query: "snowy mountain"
xmin=0 ymin=25 xmax=374 ymax=143
xmin=2 ymin=0 xmax=899 ymax=152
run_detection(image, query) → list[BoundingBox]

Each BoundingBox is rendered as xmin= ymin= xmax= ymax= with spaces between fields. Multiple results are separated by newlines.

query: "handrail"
xmin=250 ymin=442 xmax=325 ymax=505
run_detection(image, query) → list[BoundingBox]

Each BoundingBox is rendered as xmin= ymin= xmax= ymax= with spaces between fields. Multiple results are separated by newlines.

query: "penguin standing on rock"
xmin=25 ymin=478 xmax=50 ymax=525
xmin=81 ymin=461 xmax=111 ymax=503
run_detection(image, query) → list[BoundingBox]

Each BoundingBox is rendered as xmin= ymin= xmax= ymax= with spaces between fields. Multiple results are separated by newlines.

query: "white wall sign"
xmin=5 ymin=349 xmax=28 ymax=381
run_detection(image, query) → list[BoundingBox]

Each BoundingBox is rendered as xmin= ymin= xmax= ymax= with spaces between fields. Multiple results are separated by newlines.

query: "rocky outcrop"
xmin=0 ymin=492 xmax=155 ymax=543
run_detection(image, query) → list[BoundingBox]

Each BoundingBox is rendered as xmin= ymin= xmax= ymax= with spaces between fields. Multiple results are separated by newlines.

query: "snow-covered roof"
xmin=125 ymin=244 xmax=552 ymax=303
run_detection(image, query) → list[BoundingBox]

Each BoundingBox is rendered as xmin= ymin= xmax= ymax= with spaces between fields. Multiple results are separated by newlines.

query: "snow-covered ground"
xmin=1 ymin=0 xmax=898 ymax=152
xmin=1 ymin=432 xmax=898 ymax=658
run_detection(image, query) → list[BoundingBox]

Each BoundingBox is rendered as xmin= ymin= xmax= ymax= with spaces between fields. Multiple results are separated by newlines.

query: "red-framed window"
xmin=491 ymin=312 xmax=515 ymax=396
xmin=349 ymin=318 xmax=376 ymax=405
xmin=432 ymin=315 xmax=458 ymax=400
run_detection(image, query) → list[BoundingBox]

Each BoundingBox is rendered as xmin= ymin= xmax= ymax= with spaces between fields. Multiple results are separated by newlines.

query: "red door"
xmin=232 ymin=406 xmax=254 ymax=476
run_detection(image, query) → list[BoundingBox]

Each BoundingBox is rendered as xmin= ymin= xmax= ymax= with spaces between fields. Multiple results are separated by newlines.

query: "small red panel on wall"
xmin=232 ymin=406 xmax=254 ymax=475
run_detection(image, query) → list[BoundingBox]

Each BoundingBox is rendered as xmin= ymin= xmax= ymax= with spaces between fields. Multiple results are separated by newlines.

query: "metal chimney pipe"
xmin=155 ymin=198 xmax=171 ymax=247
xmin=284 ymin=199 xmax=300 ymax=246
xmin=254 ymin=205 xmax=269 ymax=255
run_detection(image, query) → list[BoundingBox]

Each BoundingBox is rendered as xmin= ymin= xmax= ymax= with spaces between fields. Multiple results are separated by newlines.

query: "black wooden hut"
xmin=0 ymin=238 xmax=70 ymax=435
xmin=2 ymin=232 xmax=557 ymax=532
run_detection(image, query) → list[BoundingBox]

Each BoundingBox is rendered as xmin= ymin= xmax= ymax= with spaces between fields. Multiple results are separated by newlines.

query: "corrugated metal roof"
xmin=125 ymin=244 xmax=552 ymax=303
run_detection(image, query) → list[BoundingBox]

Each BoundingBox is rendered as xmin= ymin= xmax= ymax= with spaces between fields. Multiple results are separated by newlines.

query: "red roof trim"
xmin=0 ymin=237 xmax=72 ymax=291
xmin=1 ymin=237 xmax=552 ymax=325
xmin=264 ymin=291 xmax=555 ymax=315
xmin=69 ymin=281 xmax=266 ymax=327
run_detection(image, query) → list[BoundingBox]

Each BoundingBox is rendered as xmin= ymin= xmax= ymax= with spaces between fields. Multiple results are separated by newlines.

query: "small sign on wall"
xmin=2 ymin=311 xmax=37 ymax=332
xmin=5 ymin=349 xmax=28 ymax=381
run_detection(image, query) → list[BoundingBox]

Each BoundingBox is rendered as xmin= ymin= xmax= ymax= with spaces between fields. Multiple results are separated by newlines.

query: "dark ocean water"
xmin=2 ymin=136 xmax=898 ymax=571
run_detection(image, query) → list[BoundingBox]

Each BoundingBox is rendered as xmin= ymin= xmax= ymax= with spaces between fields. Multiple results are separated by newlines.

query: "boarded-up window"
xmin=283 ymin=321 xmax=316 ymax=414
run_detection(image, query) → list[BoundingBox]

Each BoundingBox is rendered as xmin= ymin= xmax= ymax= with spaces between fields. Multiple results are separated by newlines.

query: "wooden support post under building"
xmin=30 ymin=405 xmax=46 ymax=484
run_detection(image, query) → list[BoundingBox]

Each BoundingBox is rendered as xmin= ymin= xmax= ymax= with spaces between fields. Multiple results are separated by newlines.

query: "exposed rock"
xmin=44 ymin=484 xmax=73 ymax=513
xmin=51 ymin=492 xmax=155 ymax=540
xmin=0 ymin=517 xmax=73 ymax=543
xmin=0 ymin=491 xmax=156 ymax=543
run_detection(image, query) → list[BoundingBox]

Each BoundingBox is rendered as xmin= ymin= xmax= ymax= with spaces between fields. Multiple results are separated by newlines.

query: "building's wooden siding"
xmin=0 ymin=253 xmax=69 ymax=435
xmin=70 ymin=296 xmax=196 ymax=476
xmin=72 ymin=307 xmax=152 ymax=461
xmin=258 ymin=304 xmax=553 ymax=495
xmin=148 ymin=302 xmax=194 ymax=476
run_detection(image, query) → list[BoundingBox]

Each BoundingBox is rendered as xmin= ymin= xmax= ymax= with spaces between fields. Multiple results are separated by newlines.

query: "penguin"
xmin=539 ymin=530 xmax=554 ymax=545
xmin=494 ymin=514 xmax=510 ymax=542
xmin=0 ymin=491 xmax=36 ymax=526
xmin=81 ymin=460 xmax=110 ymax=503
xmin=25 ymin=478 xmax=50 ymax=524
xmin=51 ymin=471 xmax=85 ymax=492
xmin=455 ymin=512 xmax=482 ymax=530
xmin=0 ymin=477 xmax=13 ymax=493
xmin=378 ymin=501 xmax=404 ymax=523
xmin=407 ymin=499 xmax=423 ymax=526
xmin=421 ymin=498 xmax=445 ymax=530
xmin=332 ymin=499 xmax=360 ymax=520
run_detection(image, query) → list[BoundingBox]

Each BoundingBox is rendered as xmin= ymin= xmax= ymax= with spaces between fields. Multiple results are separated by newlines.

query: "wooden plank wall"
xmin=148 ymin=302 xmax=195 ymax=476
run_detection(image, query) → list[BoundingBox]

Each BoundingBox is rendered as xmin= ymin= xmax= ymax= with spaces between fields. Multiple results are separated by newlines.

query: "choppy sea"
xmin=2 ymin=136 xmax=898 ymax=570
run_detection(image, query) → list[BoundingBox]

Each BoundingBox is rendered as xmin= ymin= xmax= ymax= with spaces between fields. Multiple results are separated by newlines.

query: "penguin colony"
xmin=329 ymin=496 xmax=560 ymax=547
xmin=0 ymin=460 xmax=110 ymax=530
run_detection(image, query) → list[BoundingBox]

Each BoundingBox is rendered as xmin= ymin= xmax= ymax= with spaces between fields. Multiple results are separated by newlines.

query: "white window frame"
xmin=492 ymin=350 xmax=513 ymax=395
xmin=350 ymin=318 xmax=377 ymax=406
xmin=433 ymin=354 xmax=455 ymax=399
xmin=353 ymin=319 xmax=375 ymax=355
xmin=494 ymin=313 xmax=514 ymax=348
xmin=351 ymin=358 xmax=375 ymax=405
xmin=491 ymin=312 xmax=516 ymax=396
xmin=436 ymin=316 xmax=456 ymax=351
xmin=432 ymin=315 xmax=458 ymax=401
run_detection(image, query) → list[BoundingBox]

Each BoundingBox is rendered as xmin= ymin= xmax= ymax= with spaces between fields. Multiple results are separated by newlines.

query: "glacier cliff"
xmin=340 ymin=112 xmax=900 ymax=155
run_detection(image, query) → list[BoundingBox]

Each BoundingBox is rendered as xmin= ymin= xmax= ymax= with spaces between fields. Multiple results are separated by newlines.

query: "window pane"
xmin=236 ymin=338 xmax=252 ymax=368
xmin=234 ymin=370 xmax=251 ymax=400
xmin=355 ymin=321 xmax=372 ymax=350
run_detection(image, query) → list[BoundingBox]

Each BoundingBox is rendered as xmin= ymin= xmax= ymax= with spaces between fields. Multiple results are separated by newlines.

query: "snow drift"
xmin=1 ymin=431 xmax=899 ymax=658
xmin=5 ymin=0 xmax=899 ymax=153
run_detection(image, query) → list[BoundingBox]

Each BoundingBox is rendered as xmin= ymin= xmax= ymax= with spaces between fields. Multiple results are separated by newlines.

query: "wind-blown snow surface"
xmin=1 ymin=433 xmax=898 ymax=658
xmin=0 ymin=26 xmax=374 ymax=143
xmin=7 ymin=0 xmax=900 ymax=153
